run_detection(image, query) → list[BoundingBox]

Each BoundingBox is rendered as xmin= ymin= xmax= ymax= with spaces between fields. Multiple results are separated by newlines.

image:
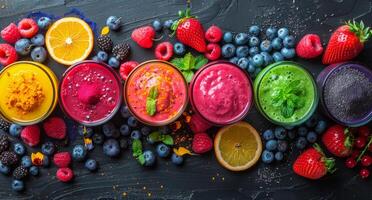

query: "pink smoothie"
xmin=190 ymin=61 xmax=252 ymax=125
xmin=60 ymin=61 xmax=122 ymax=126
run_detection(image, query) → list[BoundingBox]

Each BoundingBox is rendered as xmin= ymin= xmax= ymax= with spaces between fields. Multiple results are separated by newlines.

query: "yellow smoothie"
xmin=0 ymin=61 xmax=58 ymax=125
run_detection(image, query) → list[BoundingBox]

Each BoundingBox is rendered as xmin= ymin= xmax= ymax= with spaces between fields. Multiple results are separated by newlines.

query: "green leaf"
xmin=146 ymin=86 xmax=158 ymax=116
xmin=281 ymin=100 xmax=295 ymax=118
xmin=194 ymin=55 xmax=208 ymax=70
xmin=162 ymin=135 xmax=174 ymax=145
xmin=148 ymin=131 xmax=161 ymax=142
xmin=182 ymin=70 xmax=194 ymax=83
xmin=171 ymin=58 xmax=187 ymax=70
xmin=137 ymin=154 xmax=145 ymax=165
xmin=183 ymin=53 xmax=195 ymax=70
xmin=132 ymin=139 xmax=143 ymax=157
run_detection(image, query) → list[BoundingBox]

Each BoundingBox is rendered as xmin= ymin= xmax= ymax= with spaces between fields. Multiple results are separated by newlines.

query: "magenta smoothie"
xmin=190 ymin=61 xmax=252 ymax=126
xmin=60 ymin=61 xmax=122 ymax=126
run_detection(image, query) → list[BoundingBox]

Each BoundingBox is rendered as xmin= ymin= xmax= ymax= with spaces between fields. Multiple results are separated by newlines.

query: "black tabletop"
xmin=0 ymin=0 xmax=371 ymax=199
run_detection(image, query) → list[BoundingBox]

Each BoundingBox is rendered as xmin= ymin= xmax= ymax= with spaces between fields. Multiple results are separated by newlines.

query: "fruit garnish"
xmin=214 ymin=122 xmax=262 ymax=171
xmin=148 ymin=131 xmax=174 ymax=145
xmin=296 ymin=34 xmax=323 ymax=59
xmin=0 ymin=43 xmax=18 ymax=66
xmin=146 ymin=86 xmax=158 ymax=116
xmin=322 ymin=125 xmax=353 ymax=157
xmin=171 ymin=52 xmax=208 ymax=82
xmin=155 ymin=42 xmax=173 ymax=61
xmin=173 ymin=147 xmax=194 ymax=156
xmin=131 ymin=26 xmax=156 ymax=48
xmin=45 ymin=17 xmax=94 ymax=65
xmin=192 ymin=133 xmax=213 ymax=154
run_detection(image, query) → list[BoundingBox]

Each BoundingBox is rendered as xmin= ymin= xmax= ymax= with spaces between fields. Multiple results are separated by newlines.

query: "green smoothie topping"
xmin=146 ymin=86 xmax=158 ymax=116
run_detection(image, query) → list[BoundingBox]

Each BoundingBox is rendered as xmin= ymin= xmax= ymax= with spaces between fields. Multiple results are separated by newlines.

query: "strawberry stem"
xmin=314 ymin=143 xmax=336 ymax=173
xmin=356 ymin=136 xmax=372 ymax=162
xmin=347 ymin=20 xmax=371 ymax=43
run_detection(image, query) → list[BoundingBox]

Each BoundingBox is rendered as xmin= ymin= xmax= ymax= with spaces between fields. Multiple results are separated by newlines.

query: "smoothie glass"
xmin=0 ymin=61 xmax=59 ymax=125
xmin=59 ymin=61 xmax=122 ymax=126
xmin=124 ymin=60 xmax=188 ymax=126
xmin=254 ymin=61 xmax=318 ymax=126
xmin=317 ymin=62 xmax=372 ymax=127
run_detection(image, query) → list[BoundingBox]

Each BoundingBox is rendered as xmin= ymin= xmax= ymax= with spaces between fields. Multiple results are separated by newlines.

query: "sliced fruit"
xmin=214 ymin=121 xmax=262 ymax=171
xmin=45 ymin=17 xmax=94 ymax=65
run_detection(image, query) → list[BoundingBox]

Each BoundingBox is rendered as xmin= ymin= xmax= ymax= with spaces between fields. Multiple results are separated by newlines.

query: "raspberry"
xmin=0 ymin=43 xmax=18 ymax=66
xmin=21 ymin=125 xmax=40 ymax=147
xmin=1 ymin=23 xmax=21 ymax=44
xmin=0 ymin=134 xmax=10 ymax=153
xmin=112 ymin=43 xmax=130 ymax=61
xmin=192 ymin=132 xmax=213 ymax=154
xmin=13 ymin=166 xmax=28 ymax=179
xmin=131 ymin=26 xmax=155 ymax=48
xmin=56 ymin=167 xmax=74 ymax=182
xmin=18 ymin=18 xmax=39 ymax=38
xmin=205 ymin=25 xmax=223 ymax=43
xmin=0 ymin=151 xmax=19 ymax=166
xmin=204 ymin=43 xmax=221 ymax=61
xmin=97 ymin=35 xmax=113 ymax=52
xmin=155 ymin=42 xmax=173 ymax=61
xmin=296 ymin=34 xmax=323 ymax=59
xmin=190 ymin=114 xmax=212 ymax=133
xmin=119 ymin=61 xmax=138 ymax=80
xmin=53 ymin=152 xmax=71 ymax=168
xmin=43 ymin=117 xmax=66 ymax=140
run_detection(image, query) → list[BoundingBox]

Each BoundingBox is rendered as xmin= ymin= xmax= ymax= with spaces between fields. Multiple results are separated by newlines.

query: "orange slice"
xmin=45 ymin=17 xmax=94 ymax=65
xmin=214 ymin=121 xmax=262 ymax=171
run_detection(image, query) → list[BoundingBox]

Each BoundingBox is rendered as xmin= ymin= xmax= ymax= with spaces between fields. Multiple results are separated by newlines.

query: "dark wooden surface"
xmin=0 ymin=0 xmax=372 ymax=199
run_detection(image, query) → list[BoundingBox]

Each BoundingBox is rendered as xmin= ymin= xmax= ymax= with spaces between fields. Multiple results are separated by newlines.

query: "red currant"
xmin=351 ymin=150 xmax=361 ymax=158
xmin=361 ymin=155 xmax=372 ymax=167
xmin=358 ymin=126 xmax=370 ymax=137
xmin=345 ymin=158 xmax=357 ymax=168
xmin=359 ymin=168 xmax=370 ymax=179
xmin=355 ymin=136 xmax=367 ymax=149
xmin=369 ymin=144 xmax=372 ymax=153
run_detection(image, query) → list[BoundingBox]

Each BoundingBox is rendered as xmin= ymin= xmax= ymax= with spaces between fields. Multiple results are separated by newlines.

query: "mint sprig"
xmin=148 ymin=131 xmax=174 ymax=145
xmin=171 ymin=52 xmax=208 ymax=82
xmin=146 ymin=86 xmax=158 ymax=116
xmin=132 ymin=139 xmax=145 ymax=165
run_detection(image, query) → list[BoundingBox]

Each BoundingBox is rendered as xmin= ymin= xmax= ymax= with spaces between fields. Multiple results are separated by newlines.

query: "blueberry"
xmin=127 ymin=116 xmax=138 ymax=128
xmin=106 ymin=16 xmax=121 ymax=30
xmin=221 ymin=44 xmax=236 ymax=58
xmin=9 ymin=123 xmax=22 ymax=137
xmin=234 ymin=33 xmax=249 ymax=45
xmin=11 ymin=180 xmax=24 ymax=192
xmin=141 ymin=126 xmax=151 ymax=136
xmin=72 ymin=144 xmax=87 ymax=161
xmin=274 ymin=127 xmax=286 ymax=139
xmin=236 ymin=46 xmax=249 ymax=58
xmin=262 ymin=129 xmax=274 ymax=141
xmin=287 ymin=130 xmax=297 ymax=140
xmin=97 ymin=51 xmax=108 ymax=62
xmin=159 ymin=126 xmax=171 ymax=135
xmin=283 ymin=35 xmax=295 ymax=48
xmin=305 ymin=116 xmax=318 ymax=128
xmin=306 ymin=131 xmax=318 ymax=143
xmin=297 ymin=126 xmax=308 ymax=136
xmin=229 ymin=57 xmax=239 ymax=64
xmin=103 ymin=139 xmax=120 ymax=157
xmin=15 ymin=38 xmax=31 ymax=55
xmin=253 ymin=67 xmax=262 ymax=77
xmin=108 ymin=57 xmax=120 ymax=68
xmin=247 ymin=63 xmax=256 ymax=73
xmin=249 ymin=46 xmax=259 ymax=56
xmin=102 ymin=122 xmax=116 ymax=138
xmin=295 ymin=137 xmax=308 ymax=149
xmin=174 ymin=42 xmax=186 ymax=56
xmin=171 ymin=153 xmax=184 ymax=165
xmin=315 ymin=120 xmax=327 ymax=134
xmin=152 ymin=20 xmax=162 ymax=32
xmin=261 ymin=150 xmax=274 ymax=164
xmin=85 ymin=159 xmax=98 ymax=172
xmin=31 ymin=34 xmax=45 ymax=46
xmin=29 ymin=166 xmax=39 ymax=176
xmin=42 ymin=156 xmax=50 ymax=167
xmin=31 ymin=47 xmax=47 ymax=63
xmin=277 ymin=28 xmax=289 ymax=39
xmin=0 ymin=161 xmax=10 ymax=175
xmin=265 ymin=139 xmax=278 ymax=151
xmin=272 ymin=52 xmax=284 ymax=62
xmin=156 ymin=143 xmax=170 ymax=158
xmin=77 ymin=125 xmax=94 ymax=137
xmin=21 ymin=156 xmax=32 ymax=168
xmin=260 ymin=52 xmax=273 ymax=66
xmin=237 ymin=57 xmax=249 ymax=70
xmin=120 ymin=124 xmax=130 ymax=136
xmin=248 ymin=25 xmax=260 ymax=36
xmin=92 ymin=133 xmax=104 ymax=145
xmin=249 ymin=36 xmax=260 ymax=47
xmin=277 ymin=140 xmax=288 ymax=152
xmin=252 ymin=54 xmax=264 ymax=67
xmin=130 ymin=130 xmax=142 ymax=140
xmin=92 ymin=56 xmax=99 ymax=61
xmin=41 ymin=142 xmax=55 ymax=156
xmin=223 ymin=32 xmax=233 ymax=43
xmin=119 ymin=138 xmax=129 ymax=150
xmin=143 ymin=150 xmax=156 ymax=166
xmin=281 ymin=48 xmax=296 ymax=59
xmin=163 ymin=19 xmax=174 ymax=29
xmin=119 ymin=106 xmax=131 ymax=119
xmin=271 ymin=37 xmax=282 ymax=50
xmin=37 ymin=17 xmax=52 ymax=29
xmin=13 ymin=142 xmax=26 ymax=156
xmin=265 ymin=27 xmax=278 ymax=40
xmin=275 ymin=152 xmax=284 ymax=161
xmin=260 ymin=40 xmax=272 ymax=52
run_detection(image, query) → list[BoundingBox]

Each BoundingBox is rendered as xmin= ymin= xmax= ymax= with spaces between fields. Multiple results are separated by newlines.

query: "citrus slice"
xmin=45 ymin=17 xmax=94 ymax=65
xmin=214 ymin=121 xmax=262 ymax=171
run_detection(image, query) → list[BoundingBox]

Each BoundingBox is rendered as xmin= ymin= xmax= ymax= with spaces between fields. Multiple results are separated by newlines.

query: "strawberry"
xmin=1 ymin=23 xmax=21 ymax=44
xmin=322 ymin=20 xmax=371 ymax=64
xmin=293 ymin=144 xmax=335 ymax=180
xmin=131 ymin=26 xmax=156 ymax=48
xmin=204 ymin=43 xmax=221 ymax=61
xmin=171 ymin=9 xmax=206 ymax=53
xmin=43 ymin=117 xmax=66 ymax=140
xmin=192 ymin=132 xmax=213 ymax=154
xmin=0 ymin=43 xmax=17 ymax=66
xmin=205 ymin=25 xmax=223 ymax=43
xmin=17 ymin=18 xmax=39 ymax=38
xmin=119 ymin=61 xmax=138 ymax=80
xmin=322 ymin=125 xmax=353 ymax=157
xmin=155 ymin=42 xmax=173 ymax=61
xmin=296 ymin=34 xmax=323 ymax=59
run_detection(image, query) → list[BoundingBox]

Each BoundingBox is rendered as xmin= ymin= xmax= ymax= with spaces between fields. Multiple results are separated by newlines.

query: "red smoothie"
xmin=60 ymin=61 xmax=122 ymax=126
xmin=190 ymin=61 xmax=252 ymax=125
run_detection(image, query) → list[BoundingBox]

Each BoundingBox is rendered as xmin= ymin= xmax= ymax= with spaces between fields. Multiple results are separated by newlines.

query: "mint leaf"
xmin=162 ymin=135 xmax=174 ymax=145
xmin=137 ymin=154 xmax=145 ymax=165
xmin=182 ymin=70 xmax=194 ymax=83
xmin=194 ymin=55 xmax=208 ymax=70
xmin=281 ymin=100 xmax=295 ymax=118
xmin=146 ymin=86 xmax=158 ymax=116
xmin=148 ymin=131 xmax=161 ymax=142
xmin=184 ymin=53 xmax=195 ymax=70
xmin=132 ymin=139 xmax=143 ymax=157
xmin=171 ymin=58 xmax=188 ymax=70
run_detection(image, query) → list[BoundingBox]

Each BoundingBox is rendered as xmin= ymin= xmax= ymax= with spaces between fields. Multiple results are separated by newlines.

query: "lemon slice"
xmin=45 ymin=17 xmax=94 ymax=65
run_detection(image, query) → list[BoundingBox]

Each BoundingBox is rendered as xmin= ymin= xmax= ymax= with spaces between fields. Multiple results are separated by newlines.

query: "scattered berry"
xmin=314 ymin=120 xmax=327 ymax=134
xmin=21 ymin=156 xmax=32 ymax=168
xmin=0 ymin=161 xmax=10 ymax=174
xmin=41 ymin=142 xmax=55 ymax=156
xmin=29 ymin=166 xmax=39 ymax=176
xmin=13 ymin=142 xmax=26 ymax=156
xmin=92 ymin=133 xmax=104 ymax=145
xmin=15 ymin=38 xmax=32 ymax=56
xmin=275 ymin=151 xmax=284 ymax=161
xmin=274 ymin=127 xmax=286 ymax=140
xmin=306 ymin=131 xmax=318 ymax=143
xmin=236 ymin=45 xmax=249 ymax=58
xmin=277 ymin=140 xmax=288 ymax=152
xmin=265 ymin=140 xmax=278 ymax=151
xmin=0 ymin=151 xmax=18 ymax=166
xmin=297 ymin=126 xmax=308 ymax=137
xmin=277 ymin=28 xmax=289 ymax=39
xmin=229 ymin=57 xmax=238 ymax=64
xmin=271 ymin=37 xmax=282 ymax=50
xmin=345 ymin=158 xmax=357 ymax=168
xmin=43 ymin=117 xmax=66 ymax=140
xmin=223 ymin=32 xmax=233 ymax=43
xmin=237 ymin=57 xmax=249 ymax=69
xmin=234 ymin=33 xmax=249 ymax=45
xmin=131 ymin=26 xmax=156 ymax=48
xmin=127 ymin=116 xmax=138 ymax=128
xmin=355 ymin=136 xmax=367 ymax=149
xmin=152 ymin=20 xmax=162 ymax=32
xmin=97 ymin=35 xmax=113 ymax=52
xmin=56 ymin=167 xmax=74 ymax=182
xmin=205 ymin=25 xmax=223 ymax=43
xmin=21 ymin=125 xmax=40 ymax=147
xmin=71 ymin=144 xmax=87 ymax=161
xmin=296 ymin=34 xmax=323 ymax=59
xmin=248 ymin=25 xmax=260 ymax=36
xmin=9 ymin=123 xmax=22 ymax=137
xmin=106 ymin=16 xmax=121 ymax=31
xmin=53 ymin=152 xmax=71 ymax=168
xmin=18 ymin=18 xmax=39 ymax=38
xmin=112 ymin=42 xmax=130 ymax=61
xmin=31 ymin=33 xmax=45 ymax=46
xmin=31 ymin=46 xmax=47 ymax=62
xmin=281 ymin=47 xmax=296 ymax=59
xmin=261 ymin=150 xmax=274 ymax=164
xmin=192 ymin=133 xmax=213 ymax=154
xmin=102 ymin=122 xmax=116 ymax=138
xmin=260 ymin=40 xmax=272 ymax=52
xmin=265 ymin=27 xmax=277 ymax=40
xmin=120 ymin=105 xmax=131 ymax=119
xmin=272 ymin=52 xmax=284 ymax=62
xmin=108 ymin=57 xmax=120 ymax=68
xmin=140 ymin=126 xmax=151 ymax=136
xmin=221 ymin=43 xmax=236 ymax=58
xmin=361 ymin=155 xmax=372 ymax=167
xmin=249 ymin=46 xmax=259 ymax=56
xmin=13 ymin=165 xmax=28 ymax=179
xmin=97 ymin=51 xmax=108 ymax=62
xmin=159 ymin=126 xmax=171 ymax=135
xmin=11 ymin=179 xmax=24 ymax=192
xmin=163 ymin=20 xmax=174 ymax=30
xmin=295 ymin=137 xmax=308 ymax=149
xmin=119 ymin=61 xmax=138 ymax=80
xmin=1 ymin=23 xmax=21 ymax=44
xmin=155 ymin=42 xmax=173 ymax=61
xmin=85 ymin=159 xmax=98 ymax=171
xmin=171 ymin=153 xmax=184 ymax=165
xmin=143 ymin=150 xmax=156 ymax=167
xmin=130 ymin=130 xmax=142 ymax=140
xmin=103 ymin=139 xmax=120 ymax=157
xmin=204 ymin=43 xmax=221 ymax=61
xmin=174 ymin=42 xmax=186 ymax=56
xmin=283 ymin=35 xmax=295 ymax=48
xmin=359 ymin=168 xmax=370 ymax=179
xmin=260 ymin=52 xmax=273 ymax=66
xmin=156 ymin=143 xmax=170 ymax=158
xmin=37 ymin=17 xmax=52 ymax=29
xmin=0 ymin=43 xmax=17 ymax=66
xmin=252 ymin=54 xmax=264 ymax=67
xmin=263 ymin=129 xmax=274 ymax=141
xmin=120 ymin=124 xmax=130 ymax=136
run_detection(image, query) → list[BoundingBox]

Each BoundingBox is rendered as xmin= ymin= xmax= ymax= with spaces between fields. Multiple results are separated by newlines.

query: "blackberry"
xmin=13 ymin=166 xmax=28 ymax=179
xmin=97 ymin=35 xmax=113 ymax=52
xmin=112 ymin=43 xmax=130 ymax=61
xmin=0 ymin=118 xmax=10 ymax=131
xmin=0 ymin=151 xmax=18 ymax=166
xmin=0 ymin=134 xmax=10 ymax=153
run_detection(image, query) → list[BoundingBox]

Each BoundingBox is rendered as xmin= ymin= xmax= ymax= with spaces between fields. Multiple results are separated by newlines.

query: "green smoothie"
xmin=254 ymin=61 xmax=318 ymax=126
